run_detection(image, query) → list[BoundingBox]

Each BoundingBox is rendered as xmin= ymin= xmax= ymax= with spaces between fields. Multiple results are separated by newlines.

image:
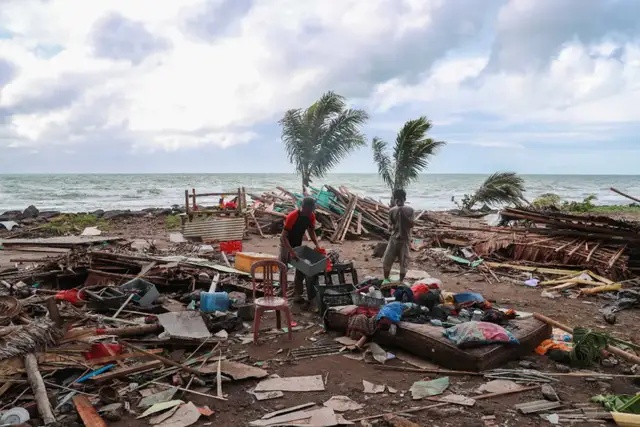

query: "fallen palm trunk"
xmin=24 ymin=353 xmax=56 ymax=425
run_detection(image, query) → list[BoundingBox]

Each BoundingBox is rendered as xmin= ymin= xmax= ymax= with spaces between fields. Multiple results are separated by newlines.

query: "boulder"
xmin=102 ymin=210 xmax=129 ymax=220
xmin=0 ymin=210 xmax=22 ymax=221
xmin=90 ymin=209 xmax=105 ymax=218
xmin=22 ymin=205 xmax=39 ymax=218
xmin=38 ymin=211 xmax=61 ymax=219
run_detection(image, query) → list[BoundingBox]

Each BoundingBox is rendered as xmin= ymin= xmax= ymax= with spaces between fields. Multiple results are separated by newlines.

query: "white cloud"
xmin=0 ymin=0 xmax=639 ymax=159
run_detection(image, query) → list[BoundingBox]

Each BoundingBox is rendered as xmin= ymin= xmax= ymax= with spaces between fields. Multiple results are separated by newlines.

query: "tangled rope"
xmin=570 ymin=327 xmax=609 ymax=367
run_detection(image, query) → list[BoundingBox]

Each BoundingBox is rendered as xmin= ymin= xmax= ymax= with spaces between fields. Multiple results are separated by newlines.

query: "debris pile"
xmin=424 ymin=207 xmax=640 ymax=281
xmin=247 ymin=186 xmax=433 ymax=242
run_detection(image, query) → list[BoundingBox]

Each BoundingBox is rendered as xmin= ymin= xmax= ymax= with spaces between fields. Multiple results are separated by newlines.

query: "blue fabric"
xmin=394 ymin=287 xmax=415 ymax=303
xmin=453 ymin=292 xmax=485 ymax=305
xmin=376 ymin=302 xmax=406 ymax=323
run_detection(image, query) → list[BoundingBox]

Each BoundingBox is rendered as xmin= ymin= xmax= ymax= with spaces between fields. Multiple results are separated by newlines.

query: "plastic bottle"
xmin=200 ymin=291 xmax=229 ymax=313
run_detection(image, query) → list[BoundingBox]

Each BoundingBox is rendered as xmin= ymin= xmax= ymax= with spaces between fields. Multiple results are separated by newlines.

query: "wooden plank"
xmin=73 ymin=395 xmax=108 ymax=427
xmin=514 ymin=400 xmax=562 ymax=414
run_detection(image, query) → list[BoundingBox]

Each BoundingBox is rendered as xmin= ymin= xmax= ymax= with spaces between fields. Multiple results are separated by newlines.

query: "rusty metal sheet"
xmin=182 ymin=217 xmax=245 ymax=241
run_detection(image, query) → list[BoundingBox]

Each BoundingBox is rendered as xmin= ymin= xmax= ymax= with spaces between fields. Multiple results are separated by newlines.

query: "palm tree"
xmin=372 ymin=117 xmax=446 ymax=201
xmin=280 ymin=91 xmax=369 ymax=193
xmin=460 ymin=172 xmax=527 ymax=211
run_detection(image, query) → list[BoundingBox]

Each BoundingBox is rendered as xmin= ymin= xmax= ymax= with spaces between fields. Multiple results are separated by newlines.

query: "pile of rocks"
xmin=0 ymin=205 xmax=185 ymax=231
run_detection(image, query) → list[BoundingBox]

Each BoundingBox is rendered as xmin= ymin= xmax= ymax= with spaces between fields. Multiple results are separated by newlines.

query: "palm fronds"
xmin=463 ymin=172 xmax=526 ymax=210
xmin=280 ymin=91 xmax=369 ymax=191
xmin=372 ymin=117 xmax=446 ymax=196
xmin=0 ymin=320 xmax=62 ymax=361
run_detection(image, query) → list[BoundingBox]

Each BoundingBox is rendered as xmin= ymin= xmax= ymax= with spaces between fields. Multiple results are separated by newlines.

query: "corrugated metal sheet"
xmin=182 ymin=217 xmax=246 ymax=241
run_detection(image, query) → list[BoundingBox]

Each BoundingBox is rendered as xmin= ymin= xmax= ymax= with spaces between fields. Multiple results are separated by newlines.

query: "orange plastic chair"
xmin=251 ymin=260 xmax=292 ymax=344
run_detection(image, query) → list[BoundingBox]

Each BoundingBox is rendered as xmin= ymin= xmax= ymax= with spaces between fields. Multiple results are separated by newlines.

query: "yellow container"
xmin=612 ymin=412 xmax=640 ymax=427
xmin=234 ymin=252 xmax=278 ymax=273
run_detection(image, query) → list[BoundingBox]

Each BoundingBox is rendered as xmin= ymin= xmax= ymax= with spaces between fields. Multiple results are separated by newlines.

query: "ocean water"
xmin=0 ymin=174 xmax=639 ymax=212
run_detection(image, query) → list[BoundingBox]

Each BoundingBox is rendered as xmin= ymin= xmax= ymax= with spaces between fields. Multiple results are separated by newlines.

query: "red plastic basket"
xmin=316 ymin=248 xmax=332 ymax=272
xmin=220 ymin=240 xmax=242 ymax=255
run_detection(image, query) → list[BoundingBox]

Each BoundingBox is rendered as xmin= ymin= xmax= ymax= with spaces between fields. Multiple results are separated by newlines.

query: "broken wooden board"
xmin=254 ymin=375 xmax=325 ymax=392
xmin=73 ymin=395 xmax=108 ymax=427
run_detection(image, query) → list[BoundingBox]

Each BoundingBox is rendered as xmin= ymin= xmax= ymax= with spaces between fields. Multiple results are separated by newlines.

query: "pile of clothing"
xmin=344 ymin=276 xmax=519 ymax=347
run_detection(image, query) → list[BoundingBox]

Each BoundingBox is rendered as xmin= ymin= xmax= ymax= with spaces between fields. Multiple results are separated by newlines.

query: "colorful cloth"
xmin=443 ymin=321 xmax=520 ymax=348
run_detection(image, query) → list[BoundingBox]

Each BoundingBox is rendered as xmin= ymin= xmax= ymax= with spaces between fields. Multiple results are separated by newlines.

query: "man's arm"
xmin=309 ymin=228 xmax=320 ymax=249
xmin=280 ymin=230 xmax=297 ymax=258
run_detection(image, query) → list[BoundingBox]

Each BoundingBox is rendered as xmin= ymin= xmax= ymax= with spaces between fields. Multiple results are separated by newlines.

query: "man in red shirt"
xmin=279 ymin=197 xmax=321 ymax=303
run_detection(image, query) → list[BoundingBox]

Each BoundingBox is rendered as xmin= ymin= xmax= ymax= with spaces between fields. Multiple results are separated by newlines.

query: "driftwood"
xmin=24 ymin=353 xmax=56 ymax=425
xmin=611 ymin=187 xmax=640 ymax=204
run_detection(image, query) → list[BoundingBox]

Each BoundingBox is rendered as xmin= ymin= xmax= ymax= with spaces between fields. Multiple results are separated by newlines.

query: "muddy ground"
xmin=1 ymin=217 xmax=639 ymax=426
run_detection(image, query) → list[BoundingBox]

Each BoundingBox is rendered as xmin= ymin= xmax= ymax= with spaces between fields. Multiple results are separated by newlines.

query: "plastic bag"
xmin=443 ymin=321 xmax=520 ymax=348
xmin=375 ymin=302 xmax=406 ymax=323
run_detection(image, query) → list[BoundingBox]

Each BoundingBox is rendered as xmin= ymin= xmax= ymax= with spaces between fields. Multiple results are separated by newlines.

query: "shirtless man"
xmin=383 ymin=189 xmax=415 ymax=282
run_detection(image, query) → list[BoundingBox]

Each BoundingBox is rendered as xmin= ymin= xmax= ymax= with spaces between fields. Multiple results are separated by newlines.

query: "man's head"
xmin=300 ymin=197 xmax=316 ymax=216
xmin=392 ymin=189 xmax=406 ymax=207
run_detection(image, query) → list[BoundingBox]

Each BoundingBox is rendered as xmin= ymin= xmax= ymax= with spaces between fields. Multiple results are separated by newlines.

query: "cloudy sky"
xmin=0 ymin=0 xmax=639 ymax=174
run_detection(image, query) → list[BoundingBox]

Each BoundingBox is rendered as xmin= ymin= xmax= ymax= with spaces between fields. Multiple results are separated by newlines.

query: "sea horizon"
xmin=1 ymin=173 xmax=639 ymax=212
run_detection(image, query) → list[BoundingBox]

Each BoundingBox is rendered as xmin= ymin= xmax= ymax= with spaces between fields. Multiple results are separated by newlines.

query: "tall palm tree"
xmin=460 ymin=172 xmax=527 ymax=210
xmin=280 ymin=91 xmax=369 ymax=193
xmin=372 ymin=117 xmax=446 ymax=201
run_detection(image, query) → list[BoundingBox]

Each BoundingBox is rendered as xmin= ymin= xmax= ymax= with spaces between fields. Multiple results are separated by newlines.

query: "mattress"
xmin=326 ymin=306 xmax=551 ymax=372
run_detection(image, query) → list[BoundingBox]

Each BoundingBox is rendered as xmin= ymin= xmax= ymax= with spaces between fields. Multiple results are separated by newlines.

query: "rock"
xmin=478 ymin=404 xmax=495 ymax=415
xmin=554 ymin=364 xmax=571 ymax=373
xmin=427 ymin=407 xmax=464 ymax=418
xmin=541 ymin=384 xmax=559 ymax=401
xmin=519 ymin=360 xmax=536 ymax=369
xmin=37 ymin=211 xmax=61 ymax=219
xmin=91 ymin=209 xmax=105 ymax=218
xmin=19 ymin=218 xmax=37 ymax=225
xmin=0 ymin=210 xmax=21 ymax=221
xmin=22 ymin=205 xmax=39 ymax=218
xmin=102 ymin=210 xmax=130 ymax=220
xmin=372 ymin=242 xmax=387 ymax=258
xmin=601 ymin=357 xmax=618 ymax=368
